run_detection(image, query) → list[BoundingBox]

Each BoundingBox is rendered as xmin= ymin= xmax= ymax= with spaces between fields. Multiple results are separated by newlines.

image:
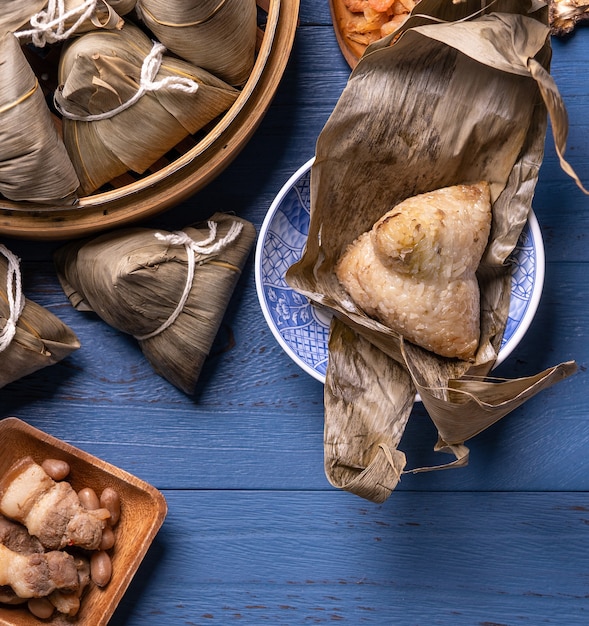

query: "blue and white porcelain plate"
xmin=255 ymin=158 xmax=545 ymax=383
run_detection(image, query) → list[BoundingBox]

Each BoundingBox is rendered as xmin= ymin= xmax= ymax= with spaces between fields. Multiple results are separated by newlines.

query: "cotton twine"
xmin=53 ymin=40 xmax=200 ymax=122
xmin=15 ymin=0 xmax=118 ymax=46
xmin=135 ymin=220 xmax=244 ymax=341
xmin=0 ymin=245 xmax=25 ymax=353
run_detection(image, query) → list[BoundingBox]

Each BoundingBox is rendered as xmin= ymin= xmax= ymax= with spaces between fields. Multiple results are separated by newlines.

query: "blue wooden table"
xmin=2 ymin=3 xmax=589 ymax=624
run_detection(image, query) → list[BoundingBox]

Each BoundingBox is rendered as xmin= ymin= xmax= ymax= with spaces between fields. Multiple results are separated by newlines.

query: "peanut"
xmin=90 ymin=551 xmax=112 ymax=587
xmin=27 ymin=597 xmax=54 ymax=619
xmin=100 ymin=487 xmax=121 ymax=526
xmin=41 ymin=459 xmax=70 ymax=481
xmin=99 ymin=526 xmax=115 ymax=551
xmin=78 ymin=487 xmax=101 ymax=510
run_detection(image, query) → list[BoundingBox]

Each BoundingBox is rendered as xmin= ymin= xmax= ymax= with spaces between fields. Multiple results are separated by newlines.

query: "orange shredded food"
xmin=342 ymin=0 xmax=417 ymax=47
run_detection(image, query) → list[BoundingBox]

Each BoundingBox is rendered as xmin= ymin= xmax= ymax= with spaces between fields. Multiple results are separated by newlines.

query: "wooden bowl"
xmin=328 ymin=0 xmax=363 ymax=69
xmin=0 ymin=417 xmax=167 ymax=626
xmin=0 ymin=0 xmax=300 ymax=240
xmin=328 ymin=0 xmax=413 ymax=70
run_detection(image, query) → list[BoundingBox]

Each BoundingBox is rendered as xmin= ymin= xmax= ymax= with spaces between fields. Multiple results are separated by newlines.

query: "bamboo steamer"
xmin=0 ymin=0 xmax=299 ymax=240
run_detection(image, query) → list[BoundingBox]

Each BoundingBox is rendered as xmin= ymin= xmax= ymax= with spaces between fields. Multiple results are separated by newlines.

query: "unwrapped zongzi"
xmin=287 ymin=1 xmax=580 ymax=502
xmin=336 ymin=182 xmax=492 ymax=360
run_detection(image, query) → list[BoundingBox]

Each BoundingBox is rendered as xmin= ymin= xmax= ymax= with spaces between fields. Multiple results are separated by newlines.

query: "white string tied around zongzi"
xmin=135 ymin=221 xmax=244 ymax=341
xmin=0 ymin=245 xmax=25 ymax=353
xmin=15 ymin=0 xmax=105 ymax=47
xmin=54 ymin=41 xmax=199 ymax=122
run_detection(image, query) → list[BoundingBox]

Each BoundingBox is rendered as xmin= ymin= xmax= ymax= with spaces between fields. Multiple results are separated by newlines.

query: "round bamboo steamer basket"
xmin=0 ymin=0 xmax=300 ymax=240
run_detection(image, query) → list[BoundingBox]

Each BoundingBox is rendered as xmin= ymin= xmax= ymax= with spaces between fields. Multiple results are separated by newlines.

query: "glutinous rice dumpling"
xmin=0 ymin=244 xmax=80 ymax=389
xmin=54 ymin=22 xmax=240 ymax=194
xmin=0 ymin=1 xmax=46 ymax=33
xmin=136 ymin=0 xmax=258 ymax=86
xmin=13 ymin=0 xmax=137 ymax=47
xmin=336 ymin=182 xmax=492 ymax=361
xmin=54 ymin=213 xmax=256 ymax=394
xmin=0 ymin=31 xmax=79 ymax=204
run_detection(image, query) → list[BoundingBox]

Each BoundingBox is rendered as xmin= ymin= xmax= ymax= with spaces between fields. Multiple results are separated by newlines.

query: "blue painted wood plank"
xmin=108 ymin=490 xmax=589 ymax=625
xmin=1 ymin=4 xmax=589 ymax=623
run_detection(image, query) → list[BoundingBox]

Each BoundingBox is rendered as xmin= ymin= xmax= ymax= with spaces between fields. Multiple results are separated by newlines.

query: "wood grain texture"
xmin=1 ymin=2 xmax=588 ymax=624
xmin=0 ymin=418 xmax=167 ymax=626
xmin=109 ymin=491 xmax=589 ymax=625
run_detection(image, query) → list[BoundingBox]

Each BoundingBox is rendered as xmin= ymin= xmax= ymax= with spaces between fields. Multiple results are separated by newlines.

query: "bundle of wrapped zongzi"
xmin=54 ymin=213 xmax=256 ymax=394
xmin=0 ymin=32 xmax=80 ymax=205
xmin=54 ymin=22 xmax=240 ymax=194
xmin=0 ymin=245 xmax=80 ymax=390
xmin=136 ymin=0 xmax=257 ymax=86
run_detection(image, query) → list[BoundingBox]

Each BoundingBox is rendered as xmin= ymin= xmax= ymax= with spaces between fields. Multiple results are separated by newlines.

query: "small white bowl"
xmin=255 ymin=158 xmax=545 ymax=383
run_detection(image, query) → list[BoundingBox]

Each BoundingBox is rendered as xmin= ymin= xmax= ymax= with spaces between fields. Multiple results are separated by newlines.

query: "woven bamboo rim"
xmin=0 ymin=0 xmax=299 ymax=240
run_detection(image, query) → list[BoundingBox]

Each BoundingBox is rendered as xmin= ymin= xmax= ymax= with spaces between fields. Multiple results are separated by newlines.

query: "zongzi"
xmin=286 ymin=4 xmax=580 ymax=503
xmin=336 ymin=182 xmax=492 ymax=360
xmin=0 ymin=32 xmax=80 ymax=204
xmin=54 ymin=22 xmax=240 ymax=194
xmin=0 ymin=1 xmax=46 ymax=33
xmin=136 ymin=0 xmax=257 ymax=86
xmin=0 ymin=244 xmax=80 ymax=390
xmin=14 ymin=0 xmax=133 ymax=47
xmin=54 ymin=213 xmax=256 ymax=394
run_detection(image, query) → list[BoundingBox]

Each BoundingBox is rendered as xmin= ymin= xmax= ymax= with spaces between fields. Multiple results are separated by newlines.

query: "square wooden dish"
xmin=0 ymin=417 xmax=167 ymax=626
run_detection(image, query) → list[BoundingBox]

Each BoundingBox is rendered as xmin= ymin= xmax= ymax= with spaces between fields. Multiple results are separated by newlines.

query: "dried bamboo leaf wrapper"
xmin=287 ymin=4 xmax=580 ymax=501
xmin=64 ymin=62 xmax=238 ymax=171
xmin=54 ymin=213 xmax=256 ymax=394
xmin=56 ymin=23 xmax=240 ymax=194
xmin=0 ymin=1 xmax=46 ymax=32
xmin=0 ymin=247 xmax=80 ymax=390
xmin=0 ymin=32 xmax=80 ymax=204
xmin=402 ymin=339 xmax=577 ymax=446
xmin=324 ymin=318 xmax=414 ymax=503
xmin=108 ymin=0 xmax=137 ymax=13
xmin=136 ymin=0 xmax=257 ymax=86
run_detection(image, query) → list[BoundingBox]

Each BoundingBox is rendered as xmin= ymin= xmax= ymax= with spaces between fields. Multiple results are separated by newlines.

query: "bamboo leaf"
xmin=287 ymin=1 xmax=579 ymax=501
